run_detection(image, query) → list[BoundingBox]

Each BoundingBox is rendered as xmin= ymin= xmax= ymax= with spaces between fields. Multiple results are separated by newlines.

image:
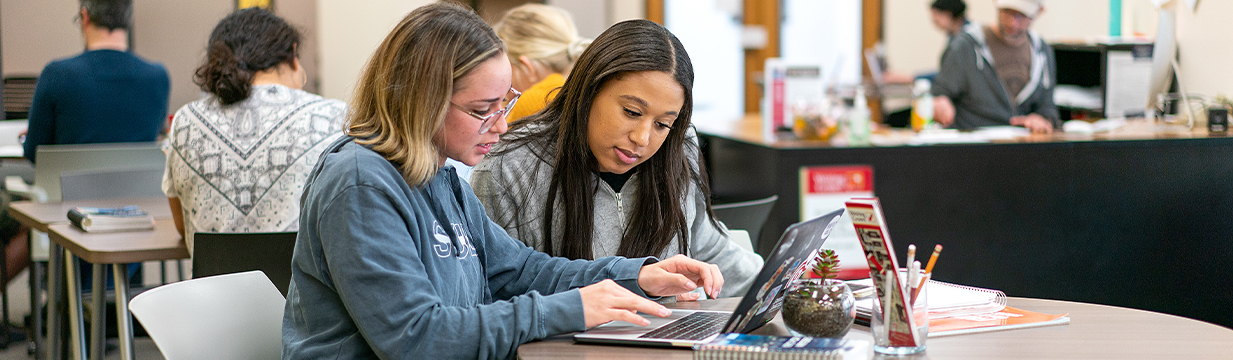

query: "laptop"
xmin=574 ymin=208 xmax=846 ymax=348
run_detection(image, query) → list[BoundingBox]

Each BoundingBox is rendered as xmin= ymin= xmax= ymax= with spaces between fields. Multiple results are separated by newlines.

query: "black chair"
xmin=712 ymin=195 xmax=778 ymax=250
xmin=192 ymin=232 xmax=297 ymax=296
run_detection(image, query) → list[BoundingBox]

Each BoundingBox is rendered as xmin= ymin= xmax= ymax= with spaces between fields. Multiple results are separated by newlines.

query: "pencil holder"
xmin=871 ymin=269 xmax=928 ymax=355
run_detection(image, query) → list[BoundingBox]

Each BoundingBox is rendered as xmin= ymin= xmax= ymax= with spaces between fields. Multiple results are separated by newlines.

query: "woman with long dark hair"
xmin=472 ymin=19 xmax=762 ymax=298
xmin=163 ymin=8 xmax=345 ymax=253
xmin=282 ymin=4 xmax=722 ymax=358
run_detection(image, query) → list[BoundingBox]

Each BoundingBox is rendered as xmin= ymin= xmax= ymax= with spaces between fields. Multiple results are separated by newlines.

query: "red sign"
xmin=804 ymin=165 xmax=873 ymax=194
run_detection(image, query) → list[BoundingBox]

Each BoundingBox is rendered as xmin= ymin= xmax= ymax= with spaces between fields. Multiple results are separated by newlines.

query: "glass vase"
xmin=782 ymin=278 xmax=856 ymax=338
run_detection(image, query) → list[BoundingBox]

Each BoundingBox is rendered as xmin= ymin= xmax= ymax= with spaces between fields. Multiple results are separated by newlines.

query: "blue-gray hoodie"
xmin=282 ymin=137 xmax=654 ymax=359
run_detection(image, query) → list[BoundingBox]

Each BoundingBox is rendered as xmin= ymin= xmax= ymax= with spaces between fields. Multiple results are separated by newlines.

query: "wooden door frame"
xmin=646 ymin=0 xmax=664 ymax=24
xmin=862 ymin=0 xmax=883 ymax=122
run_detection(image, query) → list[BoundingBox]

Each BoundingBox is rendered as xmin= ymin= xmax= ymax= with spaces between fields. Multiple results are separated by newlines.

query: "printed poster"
xmin=800 ymin=165 xmax=872 ymax=278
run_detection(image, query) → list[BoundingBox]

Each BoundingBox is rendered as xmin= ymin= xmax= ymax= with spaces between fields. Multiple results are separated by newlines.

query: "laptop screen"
xmin=720 ymin=208 xmax=845 ymax=334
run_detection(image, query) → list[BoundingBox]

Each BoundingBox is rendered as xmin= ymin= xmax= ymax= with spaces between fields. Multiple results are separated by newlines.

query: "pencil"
xmin=907 ymin=244 xmax=917 ymax=264
xmin=923 ymin=244 xmax=943 ymax=274
xmin=913 ymin=244 xmax=942 ymax=303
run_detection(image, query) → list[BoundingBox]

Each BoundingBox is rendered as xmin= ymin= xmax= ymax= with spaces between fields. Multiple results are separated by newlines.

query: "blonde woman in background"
xmin=496 ymin=3 xmax=589 ymax=122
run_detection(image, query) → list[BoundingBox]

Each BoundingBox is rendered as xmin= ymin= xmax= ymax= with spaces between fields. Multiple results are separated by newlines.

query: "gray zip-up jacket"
xmin=282 ymin=137 xmax=654 ymax=359
xmin=471 ymin=131 xmax=764 ymax=298
xmin=933 ymin=24 xmax=1060 ymax=130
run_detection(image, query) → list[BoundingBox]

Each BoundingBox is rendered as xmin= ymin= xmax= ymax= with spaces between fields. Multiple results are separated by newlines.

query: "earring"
xmin=299 ymin=70 xmax=308 ymax=88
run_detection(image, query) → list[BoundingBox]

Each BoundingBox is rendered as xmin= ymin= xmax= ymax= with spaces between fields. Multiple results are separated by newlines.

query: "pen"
xmin=883 ymin=270 xmax=893 ymax=340
xmin=909 ymin=260 xmax=921 ymax=303
xmin=907 ymin=244 xmax=917 ymax=265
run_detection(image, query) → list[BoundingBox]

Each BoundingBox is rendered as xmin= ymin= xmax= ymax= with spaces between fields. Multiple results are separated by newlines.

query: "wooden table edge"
xmin=47 ymin=223 xmax=187 ymax=264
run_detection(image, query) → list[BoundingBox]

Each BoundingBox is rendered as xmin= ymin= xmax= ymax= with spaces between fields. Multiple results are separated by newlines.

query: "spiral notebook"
xmin=693 ymin=334 xmax=869 ymax=360
xmin=849 ymin=279 xmax=1069 ymax=337
xmin=848 ymin=279 xmax=1008 ymax=319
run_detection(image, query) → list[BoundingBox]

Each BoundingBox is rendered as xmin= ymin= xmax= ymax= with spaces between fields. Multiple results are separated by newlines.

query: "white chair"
xmin=129 ymin=271 xmax=285 ymax=360
xmin=727 ymin=229 xmax=754 ymax=254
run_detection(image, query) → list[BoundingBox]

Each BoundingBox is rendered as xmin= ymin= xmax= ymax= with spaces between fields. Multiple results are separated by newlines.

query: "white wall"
xmin=276 ymin=0 xmax=322 ymax=94
xmin=315 ymin=0 xmax=431 ymax=102
xmin=781 ymin=0 xmax=862 ymax=86
xmin=549 ymin=0 xmax=606 ymax=39
xmin=132 ymin=0 xmax=232 ymax=110
xmin=2 ymin=0 xmax=231 ymax=112
xmin=1174 ymin=1 xmax=1233 ymax=97
xmin=666 ymin=0 xmax=743 ymax=123
xmin=549 ymin=0 xmax=646 ymax=39
xmin=607 ymin=0 xmax=646 ymax=25
xmin=2 ymin=0 xmax=86 ymax=75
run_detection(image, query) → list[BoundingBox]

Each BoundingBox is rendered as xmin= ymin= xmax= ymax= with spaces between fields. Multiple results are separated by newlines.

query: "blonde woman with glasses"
xmin=282 ymin=3 xmax=724 ymax=359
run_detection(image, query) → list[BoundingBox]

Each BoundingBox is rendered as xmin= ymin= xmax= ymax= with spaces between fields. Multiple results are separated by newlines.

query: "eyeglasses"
xmin=450 ymin=87 xmax=521 ymax=134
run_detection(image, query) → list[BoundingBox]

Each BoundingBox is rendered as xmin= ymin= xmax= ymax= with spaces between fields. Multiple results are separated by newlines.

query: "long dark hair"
xmin=194 ymin=8 xmax=300 ymax=105
xmin=496 ymin=19 xmax=721 ymax=260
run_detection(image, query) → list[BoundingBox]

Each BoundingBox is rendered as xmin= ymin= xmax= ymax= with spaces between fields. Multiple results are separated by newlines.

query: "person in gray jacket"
xmin=282 ymin=4 xmax=723 ymax=359
xmin=471 ymin=19 xmax=764 ymax=299
xmin=933 ymin=0 xmax=1060 ymax=133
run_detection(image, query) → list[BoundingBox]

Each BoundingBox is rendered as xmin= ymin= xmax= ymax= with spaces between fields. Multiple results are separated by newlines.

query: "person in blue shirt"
xmin=23 ymin=0 xmax=170 ymax=164
xmin=281 ymin=3 xmax=723 ymax=359
xmin=5 ymin=0 xmax=168 ymax=287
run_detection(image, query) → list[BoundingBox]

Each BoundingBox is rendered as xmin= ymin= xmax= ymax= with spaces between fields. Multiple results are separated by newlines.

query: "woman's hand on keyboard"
xmin=638 ymin=255 xmax=725 ymax=299
xmin=579 ymin=279 xmax=671 ymax=327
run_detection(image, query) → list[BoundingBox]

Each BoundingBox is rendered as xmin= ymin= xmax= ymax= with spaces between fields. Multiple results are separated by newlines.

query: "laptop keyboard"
xmin=638 ymin=311 xmax=728 ymax=340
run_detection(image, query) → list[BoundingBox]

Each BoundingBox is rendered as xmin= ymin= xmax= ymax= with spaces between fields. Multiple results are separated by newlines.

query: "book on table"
xmin=66 ymin=206 xmax=155 ymax=232
xmin=693 ymin=333 xmax=869 ymax=360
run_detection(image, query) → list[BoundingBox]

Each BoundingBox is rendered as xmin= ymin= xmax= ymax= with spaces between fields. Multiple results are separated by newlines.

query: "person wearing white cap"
xmin=932 ymin=0 xmax=1059 ymax=133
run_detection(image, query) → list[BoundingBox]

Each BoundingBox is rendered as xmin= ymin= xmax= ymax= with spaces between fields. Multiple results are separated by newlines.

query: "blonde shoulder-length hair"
xmin=347 ymin=2 xmax=504 ymax=186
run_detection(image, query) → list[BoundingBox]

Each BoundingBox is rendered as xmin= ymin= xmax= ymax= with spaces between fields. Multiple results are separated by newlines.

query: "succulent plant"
xmin=785 ymin=249 xmax=854 ymax=338
xmin=809 ymin=249 xmax=841 ymax=279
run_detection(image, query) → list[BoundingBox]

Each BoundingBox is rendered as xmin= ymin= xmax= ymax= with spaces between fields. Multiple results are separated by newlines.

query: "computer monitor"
xmin=1144 ymin=7 xmax=1177 ymax=115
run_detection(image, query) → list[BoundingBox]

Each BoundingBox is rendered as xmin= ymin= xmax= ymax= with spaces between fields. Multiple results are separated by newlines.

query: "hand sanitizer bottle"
xmin=848 ymin=87 xmax=872 ymax=145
